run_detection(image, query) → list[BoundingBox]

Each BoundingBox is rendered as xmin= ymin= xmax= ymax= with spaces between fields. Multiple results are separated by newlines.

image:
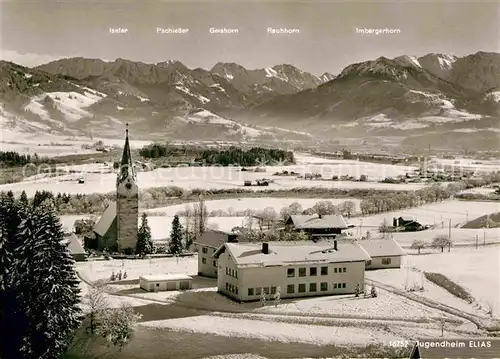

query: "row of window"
xmin=248 ymin=286 xmax=278 ymax=296
xmin=247 ymin=282 xmax=348 ymax=296
xmin=225 ymin=282 xmax=239 ymax=294
xmin=287 ymin=266 xmax=346 ymax=278
xmin=226 ymin=267 xmax=238 ymax=278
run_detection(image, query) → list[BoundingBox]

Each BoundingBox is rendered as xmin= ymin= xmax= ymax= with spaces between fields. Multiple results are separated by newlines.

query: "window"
xmin=382 ymin=258 xmax=392 ymax=265
xmin=235 ymin=287 xmax=238 ymax=294
xmin=213 ymin=260 xmax=217 ymax=267
xmin=225 ymin=267 xmax=228 ymax=274
xmin=287 ymin=268 xmax=295 ymax=277
xmin=226 ymin=282 xmax=229 ymax=290
xmin=156 ymin=283 xmax=159 ymax=287
xmin=202 ymin=257 xmax=206 ymax=264
xmin=202 ymin=247 xmax=208 ymax=254
xmin=287 ymin=284 xmax=295 ymax=294
xmin=235 ymin=271 xmax=238 ymax=278
xmin=248 ymin=288 xmax=254 ymax=296
xmin=321 ymin=266 xmax=328 ymax=275
xmin=320 ymin=282 xmax=328 ymax=291
xmin=231 ymin=269 xmax=234 ymax=277
xmin=342 ymin=267 xmax=346 ymax=273
xmin=333 ymin=283 xmax=337 ymax=289
xmin=309 ymin=283 xmax=317 ymax=292
xmin=299 ymin=268 xmax=306 ymax=277
xmin=263 ymin=287 xmax=269 ymax=295
xmin=298 ymin=283 xmax=306 ymax=293
xmin=271 ymin=286 xmax=277 ymax=295
xmin=334 ymin=268 xmax=338 ymax=273
xmin=342 ymin=283 xmax=346 ymax=288
xmin=255 ymin=287 xmax=262 ymax=295
xmin=309 ymin=267 xmax=317 ymax=276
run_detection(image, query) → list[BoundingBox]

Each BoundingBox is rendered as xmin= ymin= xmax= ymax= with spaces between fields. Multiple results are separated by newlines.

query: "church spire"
xmin=118 ymin=123 xmax=135 ymax=182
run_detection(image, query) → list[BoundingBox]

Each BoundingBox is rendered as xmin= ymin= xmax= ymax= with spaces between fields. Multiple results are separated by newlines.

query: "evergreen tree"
xmin=11 ymin=202 xmax=82 ymax=358
xmin=136 ymin=212 xmax=153 ymax=256
xmin=19 ymin=191 xmax=28 ymax=206
xmin=0 ymin=192 xmax=25 ymax=359
xmin=169 ymin=215 xmax=183 ymax=255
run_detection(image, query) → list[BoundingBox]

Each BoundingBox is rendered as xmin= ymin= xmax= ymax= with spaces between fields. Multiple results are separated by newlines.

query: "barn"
xmin=139 ymin=274 xmax=193 ymax=292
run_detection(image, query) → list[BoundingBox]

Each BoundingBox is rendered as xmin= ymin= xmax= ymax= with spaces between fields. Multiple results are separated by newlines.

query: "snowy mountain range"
xmin=0 ymin=52 xmax=498 ymax=149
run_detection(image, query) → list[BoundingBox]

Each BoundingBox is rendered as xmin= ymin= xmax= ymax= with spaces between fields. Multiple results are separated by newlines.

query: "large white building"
xmin=213 ymin=239 xmax=372 ymax=302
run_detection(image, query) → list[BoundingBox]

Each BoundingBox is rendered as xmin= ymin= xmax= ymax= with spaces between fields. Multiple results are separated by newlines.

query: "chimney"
xmin=262 ymin=242 xmax=269 ymax=254
xmin=334 ymin=240 xmax=338 ymax=251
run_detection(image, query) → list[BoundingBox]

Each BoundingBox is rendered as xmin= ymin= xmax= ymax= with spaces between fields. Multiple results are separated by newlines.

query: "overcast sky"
xmin=1 ymin=0 xmax=498 ymax=75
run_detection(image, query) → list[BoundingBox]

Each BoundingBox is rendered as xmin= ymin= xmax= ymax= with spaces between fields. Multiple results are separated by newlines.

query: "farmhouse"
xmin=194 ymin=229 xmax=241 ymax=278
xmin=89 ymin=124 xmax=139 ymax=254
xmin=285 ymin=214 xmax=349 ymax=240
xmin=393 ymin=216 xmax=422 ymax=231
xmin=358 ymin=238 xmax=406 ymax=269
xmin=213 ymin=240 xmax=371 ymax=302
xmin=139 ymin=274 xmax=193 ymax=292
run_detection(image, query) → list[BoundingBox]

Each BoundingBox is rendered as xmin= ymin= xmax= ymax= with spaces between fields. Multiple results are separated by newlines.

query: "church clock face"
xmin=125 ymin=182 xmax=132 ymax=190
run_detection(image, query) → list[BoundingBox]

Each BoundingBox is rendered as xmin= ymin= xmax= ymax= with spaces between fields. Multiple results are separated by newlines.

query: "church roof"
xmin=118 ymin=124 xmax=136 ymax=183
xmin=94 ymin=202 xmax=117 ymax=236
xmin=62 ymin=233 xmax=86 ymax=255
xmin=93 ymin=202 xmax=168 ymax=241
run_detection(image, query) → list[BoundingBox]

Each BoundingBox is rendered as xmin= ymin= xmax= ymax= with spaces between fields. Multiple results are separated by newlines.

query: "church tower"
xmin=116 ymin=124 xmax=138 ymax=253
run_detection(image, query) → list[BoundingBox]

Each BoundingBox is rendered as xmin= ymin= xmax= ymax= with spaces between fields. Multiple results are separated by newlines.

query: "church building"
xmin=90 ymin=124 xmax=139 ymax=254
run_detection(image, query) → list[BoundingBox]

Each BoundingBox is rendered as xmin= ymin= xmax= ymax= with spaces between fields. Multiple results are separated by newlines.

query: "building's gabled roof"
xmin=290 ymin=214 xmax=348 ymax=229
xmin=62 ymin=233 xmax=86 ymax=255
xmin=399 ymin=215 xmax=416 ymax=222
xmin=357 ymin=238 xmax=406 ymax=258
xmin=94 ymin=202 xmax=117 ymax=236
xmin=215 ymin=240 xmax=371 ymax=267
xmin=194 ymin=229 xmax=236 ymax=248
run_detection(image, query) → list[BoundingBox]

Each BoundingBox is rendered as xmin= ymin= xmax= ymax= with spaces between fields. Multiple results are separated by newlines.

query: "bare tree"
xmin=338 ymin=200 xmax=356 ymax=218
xmin=83 ymin=279 xmax=109 ymax=334
xmin=432 ymin=235 xmax=452 ymax=253
xmin=261 ymin=207 xmax=278 ymax=229
xmin=194 ymin=195 xmax=208 ymax=236
xmin=411 ymin=239 xmax=426 ymax=254
xmin=96 ymin=302 xmax=143 ymax=350
xmin=312 ymin=200 xmax=336 ymax=216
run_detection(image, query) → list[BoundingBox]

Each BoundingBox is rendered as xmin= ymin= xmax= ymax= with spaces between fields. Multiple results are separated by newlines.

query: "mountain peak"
xmin=393 ymin=55 xmax=422 ymax=68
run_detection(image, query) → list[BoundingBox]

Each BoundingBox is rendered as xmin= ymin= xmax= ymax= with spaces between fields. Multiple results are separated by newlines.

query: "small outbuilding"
xmin=139 ymin=274 xmax=193 ymax=292
xmin=358 ymin=238 xmax=406 ymax=270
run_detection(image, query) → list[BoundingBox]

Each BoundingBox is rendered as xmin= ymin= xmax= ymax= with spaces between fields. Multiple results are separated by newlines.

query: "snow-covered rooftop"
xmin=139 ymin=274 xmax=192 ymax=282
xmin=221 ymin=241 xmax=371 ymax=267
xmin=357 ymin=238 xmax=406 ymax=258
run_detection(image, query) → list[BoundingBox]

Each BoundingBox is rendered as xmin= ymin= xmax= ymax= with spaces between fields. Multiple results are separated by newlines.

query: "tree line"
xmin=138 ymin=143 xmax=294 ymax=166
xmin=0 ymin=151 xmax=54 ymax=167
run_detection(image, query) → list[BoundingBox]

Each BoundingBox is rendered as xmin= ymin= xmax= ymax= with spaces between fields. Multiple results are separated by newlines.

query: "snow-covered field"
xmin=139 ymin=315 xmax=403 ymax=346
xmin=405 ymin=247 xmax=500 ymax=317
xmin=145 ymin=197 xmax=361 ymax=216
xmin=0 ymin=165 xmax=429 ymax=197
xmin=429 ymin=158 xmax=500 ymax=173
xmin=77 ymin=256 xmax=198 ymax=283
xmin=346 ymin=200 xmax=499 ymax=229
xmin=260 ymin=288 xmax=451 ymax=322
xmin=365 ymin=264 xmax=489 ymax=317
xmin=387 ymin=228 xmax=500 ymax=247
